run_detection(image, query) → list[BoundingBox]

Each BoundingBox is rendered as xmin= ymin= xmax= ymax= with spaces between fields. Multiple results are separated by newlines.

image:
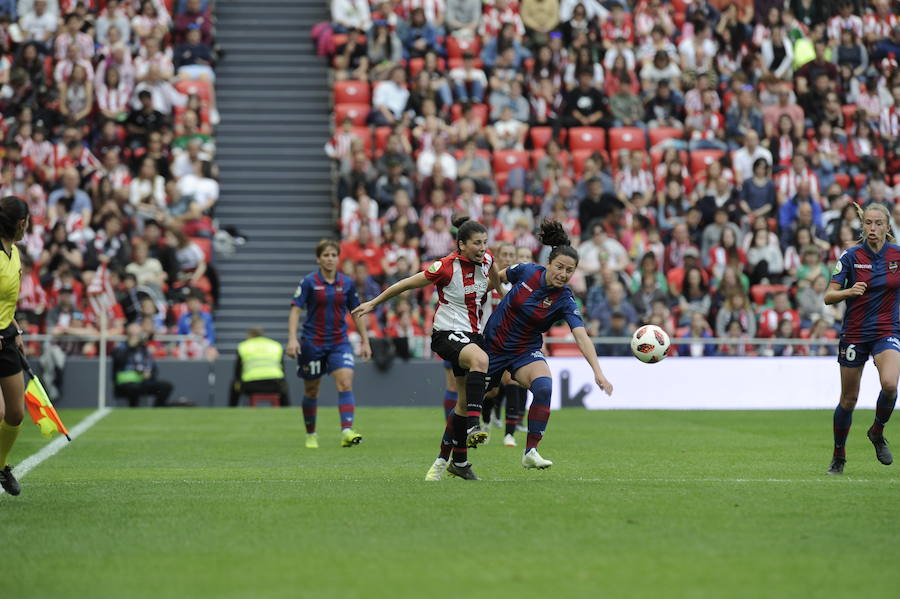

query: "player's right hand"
xmin=847 ymin=282 xmax=867 ymax=297
xmin=351 ymin=302 xmax=374 ymax=318
xmin=286 ymin=339 xmax=300 ymax=359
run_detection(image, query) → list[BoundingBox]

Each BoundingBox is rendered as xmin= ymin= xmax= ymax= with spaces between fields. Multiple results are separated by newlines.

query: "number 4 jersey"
xmin=423 ymin=250 xmax=494 ymax=334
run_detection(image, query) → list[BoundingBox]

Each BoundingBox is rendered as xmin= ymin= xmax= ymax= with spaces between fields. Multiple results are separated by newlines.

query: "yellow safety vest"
xmin=237 ymin=337 xmax=284 ymax=382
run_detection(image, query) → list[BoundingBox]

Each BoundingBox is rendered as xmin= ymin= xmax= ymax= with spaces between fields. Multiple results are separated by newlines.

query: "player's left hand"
xmin=15 ymin=334 xmax=25 ymax=354
xmin=359 ymin=341 xmax=372 ymax=361
xmin=595 ymin=374 xmax=613 ymax=396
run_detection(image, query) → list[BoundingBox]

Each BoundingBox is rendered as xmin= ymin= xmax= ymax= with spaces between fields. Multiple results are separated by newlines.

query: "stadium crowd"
xmin=319 ymin=0 xmax=900 ymax=358
xmin=0 ymin=0 xmax=220 ymax=369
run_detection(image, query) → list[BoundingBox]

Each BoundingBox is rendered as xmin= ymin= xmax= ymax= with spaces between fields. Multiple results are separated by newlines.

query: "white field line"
xmin=0 ymin=408 xmax=111 ymax=496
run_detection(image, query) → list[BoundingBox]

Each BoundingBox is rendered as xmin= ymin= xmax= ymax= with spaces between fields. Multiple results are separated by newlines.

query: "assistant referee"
xmin=229 ymin=328 xmax=289 ymax=407
xmin=0 ymin=196 xmax=32 ymax=496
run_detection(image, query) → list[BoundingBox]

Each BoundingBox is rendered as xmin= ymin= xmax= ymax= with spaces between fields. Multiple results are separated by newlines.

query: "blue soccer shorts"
xmin=298 ymin=341 xmax=355 ymax=380
xmin=486 ymin=349 xmax=547 ymax=389
xmin=837 ymin=336 xmax=900 ymax=368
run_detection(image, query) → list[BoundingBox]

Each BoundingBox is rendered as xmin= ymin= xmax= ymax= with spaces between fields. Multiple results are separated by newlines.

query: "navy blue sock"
xmin=871 ymin=391 xmax=897 ymax=435
xmin=833 ymin=404 xmax=853 ymax=457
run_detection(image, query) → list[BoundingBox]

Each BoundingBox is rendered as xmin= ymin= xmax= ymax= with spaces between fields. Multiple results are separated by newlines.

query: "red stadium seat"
xmin=529 ymin=126 xmax=566 ymax=147
xmin=608 ymin=127 xmax=646 ymax=153
xmin=446 ymin=36 xmax=481 ymax=59
xmin=333 ymin=80 xmax=371 ymax=105
xmin=250 ymin=394 xmax=282 ymax=407
xmin=853 ymin=174 xmax=867 ymax=189
xmin=568 ymin=127 xmax=606 ymax=152
xmin=450 ymin=103 xmax=489 ymax=126
xmin=190 ymin=237 xmax=213 ymax=263
xmin=408 ymin=57 xmax=445 ymax=78
xmin=689 ymin=149 xmax=725 ymax=175
xmin=334 ymin=103 xmax=369 ymax=126
xmin=447 ymin=57 xmax=483 ymax=70
xmin=648 ymin=127 xmax=684 ymax=148
xmin=492 ymin=150 xmax=530 ymax=173
xmin=175 ymin=79 xmax=213 ymax=104
xmin=750 ymin=284 xmax=789 ymax=306
xmin=571 ymin=149 xmax=605 ymax=179
xmin=495 ymin=171 xmax=510 ymax=192
xmin=453 ymin=148 xmax=491 ymax=161
xmin=834 ymin=173 xmax=850 ymax=189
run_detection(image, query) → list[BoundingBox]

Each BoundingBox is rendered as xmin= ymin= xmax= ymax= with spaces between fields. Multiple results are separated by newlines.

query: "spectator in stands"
xmin=760 ymin=25 xmax=793 ymax=81
xmin=176 ymin=288 xmax=214 ymax=344
xmin=641 ymin=50 xmax=682 ymax=94
xmin=609 ymin=73 xmax=645 ymax=128
xmin=578 ymin=223 xmax=629 ymax=276
xmin=520 ymin=0 xmax=559 ymax=47
xmin=588 ymin=280 xmax=637 ymax=334
xmin=561 ymin=69 xmax=609 ymax=129
xmin=374 ymin=158 xmax=415 ymax=210
xmin=416 ymin=135 xmax=457 ymax=179
xmin=48 ymin=167 xmax=91 ymax=223
xmin=644 ymin=78 xmax=684 ymax=129
xmin=126 ymin=89 xmax=168 ymax=147
xmin=341 ymin=225 xmax=385 ymax=278
xmin=370 ymin=66 xmax=409 ymax=126
xmin=126 ymin=239 xmax=166 ymax=295
xmin=486 ymin=104 xmax=527 ymax=150
xmin=456 ymin=138 xmax=494 ymax=194
xmin=733 ymin=131 xmax=773 ymax=184
xmin=420 ymin=213 xmax=454 ymax=260
xmin=678 ymin=312 xmax=717 ymax=357
xmin=171 ymin=229 xmax=217 ymax=306
xmin=725 ymin=87 xmax=765 ymax=149
xmin=445 ymin=0 xmax=481 ymax=39
xmin=481 ymin=22 xmax=530 ymax=69
xmin=367 ymin=19 xmax=403 ymax=80
xmin=746 ymin=226 xmax=784 ymax=285
xmin=19 ymin=0 xmax=56 ymax=47
xmin=700 ymin=207 xmax=742 ymax=257
xmin=763 ymin=83 xmax=804 ymax=139
xmin=795 ymin=40 xmax=838 ymax=88
xmin=448 ymin=51 xmax=486 ymax=104
xmin=400 ymin=7 xmax=439 ymax=60
xmin=715 ymin=291 xmax=756 ymax=338
xmin=96 ymin=1 xmax=132 ymax=46
xmin=579 ymin=176 xmax=622 ymax=233
xmin=738 ymin=158 xmax=776 ymax=226
xmin=332 ymin=0 xmax=372 ymax=32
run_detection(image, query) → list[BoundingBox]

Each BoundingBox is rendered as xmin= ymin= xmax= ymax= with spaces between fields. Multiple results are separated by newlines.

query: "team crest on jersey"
xmin=428 ymin=261 xmax=442 ymax=274
xmin=890 ymin=261 xmax=898 ymax=273
xmin=542 ymin=298 xmax=553 ymax=308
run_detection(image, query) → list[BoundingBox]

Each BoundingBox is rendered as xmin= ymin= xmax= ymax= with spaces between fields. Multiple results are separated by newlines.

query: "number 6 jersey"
xmin=423 ymin=250 xmax=494 ymax=334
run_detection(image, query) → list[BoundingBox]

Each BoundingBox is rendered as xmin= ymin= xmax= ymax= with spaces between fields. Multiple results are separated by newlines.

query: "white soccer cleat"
xmin=503 ymin=433 xmax=517 ymax=447
xmin=492 ymin=415 xmax=503 ymax=429
xmin=425 ymin=457 xmax=449 ymax=481
xmin=522 ymin=448 xmax=553 ymax=469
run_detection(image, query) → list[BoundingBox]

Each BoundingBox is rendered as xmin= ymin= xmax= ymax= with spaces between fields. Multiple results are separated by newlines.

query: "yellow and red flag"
xmin=24 ymin=374 xmax=70 ymax=441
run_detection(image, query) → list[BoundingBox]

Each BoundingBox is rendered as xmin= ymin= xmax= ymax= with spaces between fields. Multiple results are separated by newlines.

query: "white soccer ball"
xmin=630 ymin=325 xmax=671 ymax=363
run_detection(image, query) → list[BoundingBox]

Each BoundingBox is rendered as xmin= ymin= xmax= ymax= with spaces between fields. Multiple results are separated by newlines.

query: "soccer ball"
xmin=630 ymin=325 xmax=670 ymax=363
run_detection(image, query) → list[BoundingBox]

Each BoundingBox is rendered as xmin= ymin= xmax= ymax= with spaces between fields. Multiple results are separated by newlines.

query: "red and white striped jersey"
xmin=776 ymin=167 xmax=820 ymax=200
xmin=827 ymin=15 xmax=864 ymax=41
xmin=398 ymin=0 xmax=445 ymax=23
xmin=479 ymin=2 xmax=525 ymax=38
xmin=423 ymin=251 xmax=494 ymax=334
xmin=615 ymin=167 xmax=654 ymax=198
xmin=863 ymin=13 xmax=897 ymax=39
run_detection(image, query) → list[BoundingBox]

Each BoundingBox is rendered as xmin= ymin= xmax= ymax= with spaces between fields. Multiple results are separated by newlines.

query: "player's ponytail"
xmin=855 ymin=202 xmax=895 ymax=245
xmin=539 ymin=219 xmax=579 ymax=265
xmin=453 ymin=216 xmax=487 ymax=252
xmin=0 ymin=196 xmax=28 ymax=241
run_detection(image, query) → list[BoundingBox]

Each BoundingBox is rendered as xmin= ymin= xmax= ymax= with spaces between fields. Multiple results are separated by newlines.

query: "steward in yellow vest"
xmin=229 ymin=328 xmax=289 ymax=406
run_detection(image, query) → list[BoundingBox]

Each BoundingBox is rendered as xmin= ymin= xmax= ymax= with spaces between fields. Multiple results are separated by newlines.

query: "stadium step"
xmin=214 ymin=0 xmax=334 ymax=350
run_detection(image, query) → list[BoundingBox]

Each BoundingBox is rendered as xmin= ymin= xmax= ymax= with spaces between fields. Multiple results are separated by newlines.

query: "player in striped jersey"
xmin=825 ymin=203 xmax=899 ymax=474
xmin=479 ymin=242 xmax=524 ymax=446
xmin=485 ymin=221 xmax=614 ymax=469
xmin=287 ymin=240 xmax=372 ymax=449
xmin=353 ymin=217 xmax=501 ymax=481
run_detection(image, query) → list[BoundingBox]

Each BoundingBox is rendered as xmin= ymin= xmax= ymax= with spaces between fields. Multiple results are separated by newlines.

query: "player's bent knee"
xmin=839 ymin=396 xmax=858 ymax=409
xmin=881 ymin=384 xmax=898 ymax=398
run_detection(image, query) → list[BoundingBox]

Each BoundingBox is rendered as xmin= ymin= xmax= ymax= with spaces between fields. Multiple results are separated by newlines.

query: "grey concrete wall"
xmin=52 ymin=357 xmax=448 ymax=409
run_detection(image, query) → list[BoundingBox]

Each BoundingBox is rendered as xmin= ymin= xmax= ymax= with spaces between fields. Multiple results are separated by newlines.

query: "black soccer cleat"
xmin=447 ymin=462 xmax=481 ymax=480
xmin=0 ymin=465 xmax=21 ymax=495
xmin=827 ymin=456 xmax=846 ymax=475
xmin=867 ymin=428 xmax=893 ymax=465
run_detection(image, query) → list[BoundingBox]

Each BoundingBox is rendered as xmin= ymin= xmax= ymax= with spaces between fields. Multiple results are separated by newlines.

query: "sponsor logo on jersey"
xmin=854 ymin=264 xmax=873 ymax=269
xmin=531 ymin=350 xmax=544 ymax=359
xmin=293 ymin=285 xmax=303 ymax=298
xmin=465 ymin=272 xmax=474 ymax=279
xmin=314 ymin=286 xmax=326 ymax=290
xmin=428 ymin=261 xmax=442 ymax=274
xmin=463 ymin=284 xmax=479 ymax=294
xmin=832 ymin=261 xmax=842 ymax=275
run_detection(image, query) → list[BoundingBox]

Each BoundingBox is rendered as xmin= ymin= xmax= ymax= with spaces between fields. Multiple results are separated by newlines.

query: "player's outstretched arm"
xmin=571 ymin=326 xmax=613 ymax=396
xmin=824 ymin=281 xmax=866 ymax=305
xmin=352 ymin=272 xmax=432 ymax=318
xmin=353 ymin=312 xmax=372 ymax=361
xmin=286 ymin=305 xmax=302 ymax=358
xmin=488 ymin=263 xmax=508 ymax=295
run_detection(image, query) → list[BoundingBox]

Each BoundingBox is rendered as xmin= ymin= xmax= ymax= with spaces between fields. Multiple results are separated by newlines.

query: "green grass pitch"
xmin=3 ymin=407 xmax=899 ymax=599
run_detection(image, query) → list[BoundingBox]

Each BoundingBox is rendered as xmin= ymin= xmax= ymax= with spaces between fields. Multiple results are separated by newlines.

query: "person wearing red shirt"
xmin=757 ymin=291 xmax=800 ymax=338
xmin=340 ymin=226 xmax=386 ymax=278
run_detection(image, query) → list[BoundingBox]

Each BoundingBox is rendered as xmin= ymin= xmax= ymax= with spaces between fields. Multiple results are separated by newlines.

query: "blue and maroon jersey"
xmin=291 ymin=271 xmax=361 ymax=346
xmin=831 ymin=243 xmax=900 ymax=343
xmin=483 ymin=263 xmax=585 ymax=355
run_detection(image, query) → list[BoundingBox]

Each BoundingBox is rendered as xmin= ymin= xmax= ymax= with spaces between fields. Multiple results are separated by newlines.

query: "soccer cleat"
xmin=447 ymin=461 xmax=481 ymax=480
xmin=341 ymin=428 xmax=363 ymax=447
xmin=492 ymin=414 xmax=503 ymax=429
xmin=515 ymin=423 xmax=528 ymax=433
xmin=522 ymin=448 xmax=553 ymax=469
xmin=466 ymin=426 xmax=488 ymax=448
xmin=827 ymin=456 xmax=846 ymax=475
xmin=867 ymin=428 xmax=893 ymax=465
xmin=503 ymin=433 xmax=517 ymax=447
xmin=0 ymin=465 xmax=20 ymax=495
xmin=424 ymin=457 xmax=449 ymax=481
xmin=305 ymin=433 xmax=319 ymax=449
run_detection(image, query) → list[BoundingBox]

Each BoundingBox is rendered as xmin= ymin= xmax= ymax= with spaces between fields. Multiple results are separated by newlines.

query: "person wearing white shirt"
xmin=559 ymin=0 xmax=608 ymax=22
xmin=332 ymin=0 xmax=372 ymax=32
xmin=578 ymin=223 xmax=628 ymax=275
xmin=176 ymin=161 xmax=219 ymax=214
xmin=131 ymin=64 xmax=186 ymax=114
xmin=370 ymin=67 xmax=410 ymax=126
xmin=18 ymin=0 xmax=56 ymax=43
xmin=416 ymin=136 xmax=457 ymax=179
xmin=732 ymin=130 xmax=773 ymax=185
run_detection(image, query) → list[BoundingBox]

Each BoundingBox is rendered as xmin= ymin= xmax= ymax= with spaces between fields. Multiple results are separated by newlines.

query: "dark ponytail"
xmin=452 ymin=216 xmax=487 ymax=251
xmin=0 ymin=196 xmax=28 ymax=240
xmin=539 ymin=219 xmax=579 ymax=265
